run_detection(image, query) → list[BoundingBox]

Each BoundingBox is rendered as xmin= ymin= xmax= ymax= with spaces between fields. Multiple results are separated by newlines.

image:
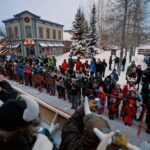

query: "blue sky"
xmin=0 ymin=0 xmax=85 ymax=30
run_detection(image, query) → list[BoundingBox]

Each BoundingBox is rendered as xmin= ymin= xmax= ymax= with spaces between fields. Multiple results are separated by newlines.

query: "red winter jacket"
xmin=109 ymin=103 xmax=118 ymax=112
xmin=123 ymin=84 xmax=136 ymax=96
xmin=62 ymin=62 xmax=68 ymax=72
xmin=123 ymin=105 xmax=136 ymax=125
xmin=75 ymin=61 xmax=82 ymax=70
xmin=25 ymin=66 xmax=32 ymax=74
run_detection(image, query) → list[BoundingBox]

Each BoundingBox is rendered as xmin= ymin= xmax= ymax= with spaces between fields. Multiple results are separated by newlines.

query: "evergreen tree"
xmin=71 ymin=8 xmax=88 ymax=57
xmin=87 ymin=4 xmax=99 ymax=57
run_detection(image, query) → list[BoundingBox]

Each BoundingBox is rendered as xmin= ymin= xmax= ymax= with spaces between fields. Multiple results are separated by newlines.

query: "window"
xmin=14 ymin=26 xmax=19 ymax=39
xmin=7 ymin=27 xmax=13 ymax=39
xmin=53 ymin=29 xmax=56 ymax=39
xmin=39 ymin=27 xmax=43 ymax=38
xmin=25 ymin=26 xmax=32 ymax=38
xmin=46 ymin=28 xmax=50 ymax=39
xmin=58 ymin=30 xmax=61 ymax=40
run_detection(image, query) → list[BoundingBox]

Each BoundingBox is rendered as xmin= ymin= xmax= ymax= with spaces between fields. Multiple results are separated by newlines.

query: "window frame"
xmin=39 ymin=27 xmax=43 ymax=39
xmin=25 ymin=26 xmax=32 ymax=38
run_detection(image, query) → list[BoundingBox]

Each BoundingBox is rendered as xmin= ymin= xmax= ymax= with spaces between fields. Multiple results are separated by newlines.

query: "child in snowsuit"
xmin=108 ymin=97 xmax=118 ymax=120
xmin=96 ymin=86 xmax=106 ymax=114
xmin=123 ymin=100 xmax=137 ymax=126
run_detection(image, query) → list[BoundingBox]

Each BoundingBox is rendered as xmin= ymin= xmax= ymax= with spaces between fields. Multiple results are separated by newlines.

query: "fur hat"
xmin=0 ymin=94 xmax=39 ymax=132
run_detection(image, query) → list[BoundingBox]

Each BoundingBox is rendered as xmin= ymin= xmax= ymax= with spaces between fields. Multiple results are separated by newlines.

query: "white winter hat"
xmin=0 ymin=94 xmax=39 ymax=132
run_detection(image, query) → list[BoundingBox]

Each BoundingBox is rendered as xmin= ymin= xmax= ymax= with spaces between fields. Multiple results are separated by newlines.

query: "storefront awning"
xmin=53 ymin=43 xmax=64 ymax=47
xmin=47 ymin=43 xmax=54 ymax=47
xmin=12 ymin=44 xmax=20 ymax=49
xmin=39 ymin=42 xmax=48 ymax=48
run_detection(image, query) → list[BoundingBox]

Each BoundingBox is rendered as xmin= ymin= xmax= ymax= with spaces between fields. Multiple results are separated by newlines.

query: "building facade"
xmin=3 ymin=10 xmax=64 ymax=57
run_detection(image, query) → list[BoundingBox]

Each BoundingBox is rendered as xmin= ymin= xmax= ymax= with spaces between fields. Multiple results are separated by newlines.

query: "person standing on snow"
xmin=122 ymin=57 xmax=126 ymax=72
xmin=101 ymin=59 xmax=107 ymax=78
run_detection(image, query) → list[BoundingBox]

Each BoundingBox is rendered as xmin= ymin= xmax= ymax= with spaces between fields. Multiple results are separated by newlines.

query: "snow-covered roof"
xmin=138 ymin=44 xmax=150 ymax=49
xmin=63 ymin=32 xmax=73 ymax=41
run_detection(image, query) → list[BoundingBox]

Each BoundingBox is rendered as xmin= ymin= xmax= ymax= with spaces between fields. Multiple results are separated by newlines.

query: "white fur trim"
xmin=0 ymin=100 xmax=3 ymax=107
xmin=84 ymin=96 xmax=91 ymax=115
xmin=20 ymin=94 xmax=39 ymax=122
xmin=94 ymin=128 xmax=115 ymax=150
xmin=32 ymin=134 xmax=53 ymax=150
xmin=94 ymin=128 xmax=113 ymax=145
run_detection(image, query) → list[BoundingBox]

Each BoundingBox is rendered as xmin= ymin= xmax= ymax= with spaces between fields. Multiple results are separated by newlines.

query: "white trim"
xmin=39 ymin=42 xmax=48 ymax=48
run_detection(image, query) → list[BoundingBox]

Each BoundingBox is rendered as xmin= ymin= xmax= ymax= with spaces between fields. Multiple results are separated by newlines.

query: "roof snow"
xmin=63 ymin=32 xmax=73 ymax=41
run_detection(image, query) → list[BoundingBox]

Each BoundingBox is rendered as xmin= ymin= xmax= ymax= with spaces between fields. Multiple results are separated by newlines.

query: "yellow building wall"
xmin=5 ymin=12 xmax=63 ymax=41
xmin=5 ymin=22 xmax=21 ymax=40
xmin=21 ymin=14 xmax=33 ymax=38
xmin=36 ymin=22 xmax=63 ymax=41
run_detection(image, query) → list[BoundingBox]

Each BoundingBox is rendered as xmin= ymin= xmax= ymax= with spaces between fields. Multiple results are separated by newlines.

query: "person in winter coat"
xmin=103 ymin=76 xmax=115 ymax=107
xmin=136 ymin=65 xmax=143 ymax=91
xmin=96 ymin=59 xmax=102 ymax=74
xmin=109 ymin=69 xmax=119 ymax=84
xmin=123 ymin=78 xmax=136 ymax=96
xmin=0 ymin=94 xmax=56 ymax=150
xmin=109 ymin=56 xmax=112 ymax=71
xmin=52 ymin=56 xmax=57 ymax=66
xmin=108 ymin=97 xmax=118 ymax=120
xmin=122 ymin=57 xmax=126 ymax=72
xmin=55 ymin=70 xmax=62 ymax=98
xmin=61 ymin=59 xmax=68 ymax=72
xmin=24 ymin=63 xmax=32 ymax=86
xmin=75 ymin=57 xmax=82 ymax=71
xmin=138 ymin=64 xmax=150 ymax=126
xmin=68 ymin=56 xmax=74 ymax=75
xmin=123 ymin=100 xmax=137 ymax=126
xmin=114 ymin=57 xmax=119 ymax=70
xmin=89 ymin=60 xmax=96 ymax=75
xmin=70 ymin=84 xmax=78 ymax=109
xmin=111 ymin=84 xmax=123 ymax=118
xmin=96 ymin=86 xmax=106 ymax=114
xmin=82 ymin=60 xmax=89 ymax=75
xmin=101 ymin=59 xmax=107 ymax=77
xmin=48 ymin=58 xmax=54 ymax=67
xmin=126 ymin=61 xmax=137 ymax=79
xmin=0 ymin=74 xmax=17 ymax=102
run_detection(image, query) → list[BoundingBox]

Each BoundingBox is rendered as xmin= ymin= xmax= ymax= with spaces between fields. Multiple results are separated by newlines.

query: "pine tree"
xmin=71 ymin=8 xmax=88 ymax=57
xmin=87 ymin=4 xmax=99 ymax=57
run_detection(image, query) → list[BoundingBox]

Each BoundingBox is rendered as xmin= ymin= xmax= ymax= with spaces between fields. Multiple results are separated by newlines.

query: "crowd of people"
xmin=0 ymin=75 xmax=134 ymax=150
xmin=0 ymin=54 xmax=150 ymax=134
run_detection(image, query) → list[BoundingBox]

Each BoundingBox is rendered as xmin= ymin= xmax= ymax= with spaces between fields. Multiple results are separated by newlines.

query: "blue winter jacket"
xmin=89 ymin=63 xmax=96 ymax=73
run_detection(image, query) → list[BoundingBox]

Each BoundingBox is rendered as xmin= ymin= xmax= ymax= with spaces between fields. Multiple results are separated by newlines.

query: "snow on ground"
xmin=56 ymin=48 xmax=147 ymax=87
xmin=7 ymin=46 xmax=150 ymax=147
